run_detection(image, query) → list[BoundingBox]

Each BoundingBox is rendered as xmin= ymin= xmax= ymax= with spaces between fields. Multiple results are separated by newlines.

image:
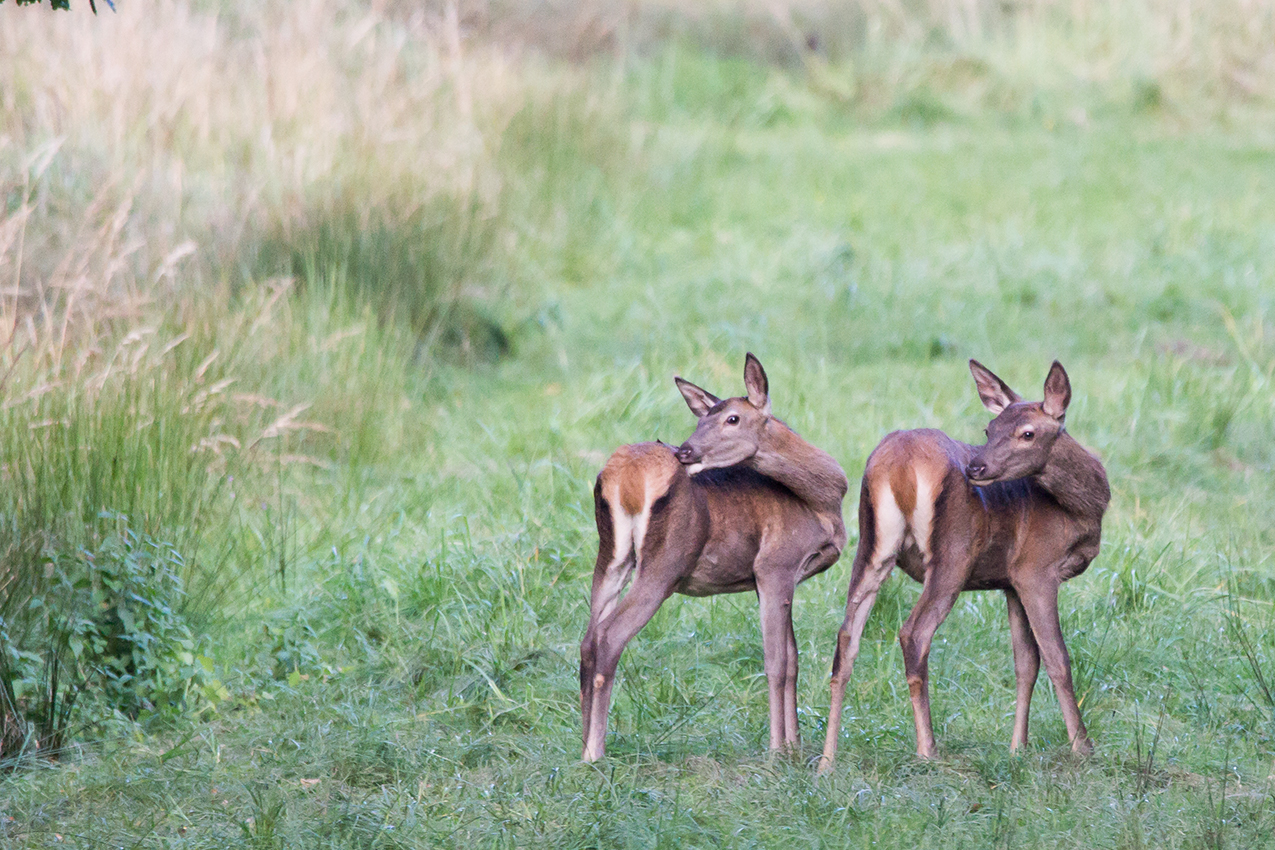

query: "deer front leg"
xmin=783 ymin=609 xmax=799 ymax=749
xmin=999 ymin=591 xmax=1040 ymax=749
xmin=1017 ymin=580 xmax=1092 ymax=755
xmin=1005 ymin=588 xmax=1040 ymax=752
xmin=757 ymin=582 xmax=798 ymax=753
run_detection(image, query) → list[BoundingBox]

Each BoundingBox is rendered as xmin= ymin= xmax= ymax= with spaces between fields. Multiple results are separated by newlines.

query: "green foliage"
xmin=2 ymin=0 xmax=114 ymax=13
xmin=63 ymin=521 xmax=223 ymax=717
xmin=1 ymin=519 xmax=223 ymax=769
xmin=5 ymin=0 xmax=71 ymax=9
xmin=0 ymin=328 xmax=254 ymax=625
xmin=260 ymin=614 xmax=326 ymax=686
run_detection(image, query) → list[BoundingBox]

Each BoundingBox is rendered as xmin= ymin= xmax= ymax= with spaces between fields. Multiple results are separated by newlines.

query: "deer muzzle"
xmin=674 ymin=443 xmax=700 ymax=465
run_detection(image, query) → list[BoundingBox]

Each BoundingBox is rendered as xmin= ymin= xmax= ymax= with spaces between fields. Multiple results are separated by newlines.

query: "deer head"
xmin=673 ymin=353 xmax=772 ymax=476
xmin=965 ymin=360 xmax=1072 ymax=486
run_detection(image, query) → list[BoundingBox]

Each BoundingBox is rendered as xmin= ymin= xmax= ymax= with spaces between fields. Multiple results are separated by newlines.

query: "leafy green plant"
xmin=239 ymin=782 xmax=287 ymax=850
xmin=261 ymin=614 xmax=327 ymax=686
xmin=0 ymin=519 xmax=224 ymax=770
xmin=70 ymin=521 xmax=224 ymax=717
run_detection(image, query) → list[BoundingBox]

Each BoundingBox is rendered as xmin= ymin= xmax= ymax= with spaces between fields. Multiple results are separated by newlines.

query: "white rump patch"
xmin=595 ymin=470 xmax=671 ymax=622
xmin=910 ymin=472 xmax=939 ymax=563
xmin=870 ymin=483 xmax=907 ymax=570
xmin=595 ymin=507 xmax=636 ymax=622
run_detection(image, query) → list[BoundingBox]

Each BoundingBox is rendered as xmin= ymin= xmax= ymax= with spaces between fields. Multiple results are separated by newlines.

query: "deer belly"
xmin=964 ymin=542 xmax=1014 ymax=590
xmin=677 ymin=543 xmax=760 ymax=596
xmin=677 ymin=574 xmax=757 ymax=596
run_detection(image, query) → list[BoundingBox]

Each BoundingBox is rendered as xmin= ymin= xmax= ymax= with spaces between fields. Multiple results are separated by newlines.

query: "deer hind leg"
xmin=581 ymin=503 xmax=640 ymax=761
xmin=772 ymin=543 xmax=841 ymax=754
xmin=582 ymin=501 xmax=687 ymax=762
xmin=1005 ymin=588 xmax=1040 ymax=752
xmin=819 ymin=492 xmax=906 ymax=772
xmin=581 ymin=571 xmax=627 ymax=753
xmin=581 ymin=577 xmax=677 ymax=762
xmin=897 ymin=570 xmax=963 ymax=760
xmin=1017 ymin=580 xmax=1092 ymax=755
xmin=894 ymin=467 xmax=979 ymax=760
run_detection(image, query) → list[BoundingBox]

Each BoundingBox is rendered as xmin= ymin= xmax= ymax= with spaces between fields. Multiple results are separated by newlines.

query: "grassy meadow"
xmin=2 ymin=0 xmax=1275 ymax=846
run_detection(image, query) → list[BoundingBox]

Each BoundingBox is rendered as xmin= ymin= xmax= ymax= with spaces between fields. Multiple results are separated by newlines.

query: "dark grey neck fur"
xmin=750 ymin=419 xmax=849 ymax=517
xmin=1036 ymin=431 xmax=1110 ymax=520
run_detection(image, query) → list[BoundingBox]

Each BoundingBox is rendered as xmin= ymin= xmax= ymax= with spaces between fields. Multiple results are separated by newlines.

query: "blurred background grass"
xmin=1 ymin=0 xmax=1274 ymax=847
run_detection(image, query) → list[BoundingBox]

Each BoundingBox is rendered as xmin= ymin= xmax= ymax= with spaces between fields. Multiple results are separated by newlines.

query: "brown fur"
xmin=605 ymin=443 xmax=679 ymax=518
xmin=581 ymin=355 xmax=849 ymax=762
xmin=819 ymin=361 xmax=1109 ymax=771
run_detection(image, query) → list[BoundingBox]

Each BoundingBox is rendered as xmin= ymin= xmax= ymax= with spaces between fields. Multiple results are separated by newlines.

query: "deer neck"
xmin=1035 ymin=431 xmax=1110 ymax=521
xmin=750 ymin=418 xmax=849 ymax=516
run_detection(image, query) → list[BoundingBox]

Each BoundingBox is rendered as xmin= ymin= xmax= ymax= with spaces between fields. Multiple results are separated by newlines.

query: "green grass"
xmin=5 ymin=2 xmax=1275 ymax=847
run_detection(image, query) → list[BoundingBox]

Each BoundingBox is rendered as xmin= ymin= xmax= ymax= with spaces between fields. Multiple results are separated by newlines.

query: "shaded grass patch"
xmin=250 ymin=186 xmax=510 ymax=364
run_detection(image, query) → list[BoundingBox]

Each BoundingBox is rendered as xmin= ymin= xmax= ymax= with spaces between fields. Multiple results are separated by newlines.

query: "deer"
xmin=580 ymin=354 xmax=849 ymax=762
xmin=817 ymin=360 xmax=1109 ymax=772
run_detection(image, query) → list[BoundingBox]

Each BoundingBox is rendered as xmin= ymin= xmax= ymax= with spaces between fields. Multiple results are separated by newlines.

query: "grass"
xmin=3 ymin=0 xmax=1275 ymax=847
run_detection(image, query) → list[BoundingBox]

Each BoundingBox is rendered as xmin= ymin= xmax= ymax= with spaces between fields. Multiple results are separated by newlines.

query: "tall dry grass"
xmin=459 ymin=0 xmax=1275 ymax=107
xmin=0 ymin=0 xmax=535 ymax=758
xmin=1 ymin=0 xmax=543 ymax=343
xmin=0 ymin=0 xmax=637 ymax=618
xmin=3 ymin=0 xmax=1270 ymax=359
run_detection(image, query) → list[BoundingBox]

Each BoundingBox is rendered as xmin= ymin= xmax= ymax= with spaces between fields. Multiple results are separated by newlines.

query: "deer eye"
xmin=1021 ymin=430 xmax=1035 ymax=441
xmin=726 ymin=415 xmax=740 ymax=425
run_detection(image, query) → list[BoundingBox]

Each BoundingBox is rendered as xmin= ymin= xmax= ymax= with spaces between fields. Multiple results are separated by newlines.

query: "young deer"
xmin=581 ymin=354 xmax=849 ymax=762
xmin=818 ymin=360 xmax=1109 ymax=771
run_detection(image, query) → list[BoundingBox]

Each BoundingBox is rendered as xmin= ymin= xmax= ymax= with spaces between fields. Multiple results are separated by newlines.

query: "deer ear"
xmin=969 ymin=359 xmax=1021 ymax=415
xmin=1042 ymin=361 xmax=1071 ymax=419
xmin=743 ymin=353 xmax=771 ymax=416
xmin=675 ymin=376 xmax=720 ymax=418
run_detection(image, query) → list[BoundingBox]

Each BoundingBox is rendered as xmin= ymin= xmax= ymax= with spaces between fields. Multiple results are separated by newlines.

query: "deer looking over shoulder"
xmin=819 ymin=360 xmax=1109 ymax=772
xmin=581 ymin=354 xmax=849 ymax=762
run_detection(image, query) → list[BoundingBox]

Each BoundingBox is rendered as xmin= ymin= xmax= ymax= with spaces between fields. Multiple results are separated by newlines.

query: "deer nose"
xmin=675 ymin=444 xmax=699 ymax=465
xmin=965 ymin=462 xmax=987 ymax=480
